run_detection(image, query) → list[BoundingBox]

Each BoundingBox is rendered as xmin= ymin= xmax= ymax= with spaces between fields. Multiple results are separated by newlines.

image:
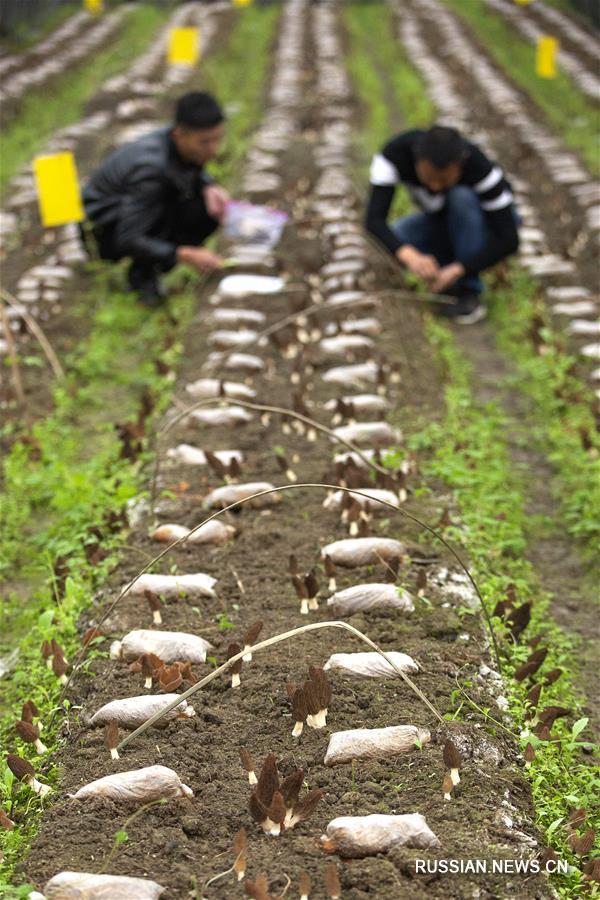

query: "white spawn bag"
xmin=151 ymin=521 xmax=235 ymax=545
xmin=319 ymin=335 xmax=374 ymax=357
xmin=324 ymin=394 xmax=388 ymax=414
xmin=325 ymin=291 xmax=376 ymax=310
xmin=203 ymin=482 xmax=281 ymax=509
xmin=184 ymin=378 xmax=256 ymax=400
xmin=340 ymin=317 xmax=382 ymax=336
xmin=188 ymin=406 xmax=253 ymax=427
xmin=321 ymin=538 xmax=405 ymax=568
xmin=110 ymin=630 xmax=212 ymax=664
xmin=323 ymin=651 xmax=419 ymax=677
xmin=90 ymin=695 xmax=194 ymax=729
xmin=333 ymin=422 xmax=401 ymax=448
xmin=323 ymin=489 xmax=399 ymax=512
xmin=127 ymin=573 xmax=217 ymax=599
xmin=43 ymin=871 xmax=165 ymax=899
xmin=321 ymin=813 xmax=441 ymax=856
xmin=166 ymin=445 xmax=243 ymax=467
xmin=324 ymin=725 xmax=431 ymax=765
xmin=322 ymin=362 xmax=378 ymax=387
xmin=72 ymin=765 xmax=193 ymax=803
xmin=210 ymin=308 xmax=266 ymax=326
xmin=327 ymin=583 xmax=414 ymax=614
xmin=204 ymin=352 xmax=265 ymax=373
xmin=207 ymin=329 xmax=259 ymax=350
xmin=217 ymin=274 xmax=284 ymax=298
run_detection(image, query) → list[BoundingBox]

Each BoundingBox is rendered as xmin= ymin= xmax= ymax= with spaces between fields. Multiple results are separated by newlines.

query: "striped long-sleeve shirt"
xmin=365 ymin=129 xmax=519 ymax=275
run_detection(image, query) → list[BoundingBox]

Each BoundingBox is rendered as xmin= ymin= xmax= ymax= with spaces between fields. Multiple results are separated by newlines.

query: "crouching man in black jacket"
xmin=83 ymin=92 xmax=228 ymax=307
xmin=365 ymin=125 xmax=519 ymax=324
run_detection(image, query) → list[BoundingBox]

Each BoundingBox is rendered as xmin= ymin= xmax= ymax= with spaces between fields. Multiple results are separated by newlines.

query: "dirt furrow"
xmin=14 ymin=4 xmax=556 ymax=899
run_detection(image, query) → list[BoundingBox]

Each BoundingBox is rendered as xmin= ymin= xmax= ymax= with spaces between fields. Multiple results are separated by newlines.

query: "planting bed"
xmin=1 ymin=1 xmax=599 ymax=899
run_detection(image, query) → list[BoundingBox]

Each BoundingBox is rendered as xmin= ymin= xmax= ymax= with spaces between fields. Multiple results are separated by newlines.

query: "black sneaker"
xmin=135 ymin=282 xmax=166 ymax=308
xmin=440 ymin=293 xmax=487 ymax=325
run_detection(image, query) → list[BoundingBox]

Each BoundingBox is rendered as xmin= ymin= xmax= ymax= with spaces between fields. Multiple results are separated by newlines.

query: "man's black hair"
xmin=414 ymin=125 xmax=466 ymax=169
xmin=175 ymin=92 xmax=224 ymax=130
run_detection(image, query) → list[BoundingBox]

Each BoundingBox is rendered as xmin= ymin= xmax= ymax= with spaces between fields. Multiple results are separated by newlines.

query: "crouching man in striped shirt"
xmin=365 ymin=125 xmax=519 ymax=324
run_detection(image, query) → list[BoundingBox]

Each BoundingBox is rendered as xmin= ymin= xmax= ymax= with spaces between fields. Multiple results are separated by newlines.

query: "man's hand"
xmin=177 ymin=246 xmax=224 ymax=273
xmin=396 ymin=245 xmax=440 ymax=282
xmin=203 ymin=184 xmax=230 ymax=222
xmin=430 ymin=262 xmax=465 ymax=293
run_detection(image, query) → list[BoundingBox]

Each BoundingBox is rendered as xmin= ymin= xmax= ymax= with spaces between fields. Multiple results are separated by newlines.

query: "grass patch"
xmin=0 ymin=3 xmax=168 ymax=199
xmin=489 ymin=266 xmax=600 ymax=554
xmin=404 ymin=319 xmax=599 ymax=898
xmin=442 ymin=0 xmax=600 ymax=178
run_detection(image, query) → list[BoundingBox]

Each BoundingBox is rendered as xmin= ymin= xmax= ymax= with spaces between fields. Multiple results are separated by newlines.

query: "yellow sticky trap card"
xmin=33 ymin=152 xmax=84 ymax=228
xmin=84 ymin=0 xmax=104 ymax=14
xmin=536 ymin=36 xmax=559 ymax=78
xmin=513 ymin=0 xmax=533 ymax=5
xmin=167 ymin=27 xmax=200 ymax=66
xmin=233 ymin=0 xmax=253 ymax=6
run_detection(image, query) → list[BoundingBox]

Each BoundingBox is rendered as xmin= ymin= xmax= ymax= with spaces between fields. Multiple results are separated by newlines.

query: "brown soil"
xmin=17 ymin=61 xmax=552 ymax=900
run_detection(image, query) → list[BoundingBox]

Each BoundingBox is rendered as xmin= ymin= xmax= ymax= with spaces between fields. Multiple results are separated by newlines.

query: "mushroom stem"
xmin=144 ymin=676 xmax=152 ymax=689
xmin=308 ymin=598 xmax=319 ymax=611
xmin=248 ymin=771 xmax=258 ymax=786
xmin=152 ymin=610 xmax=162 ymax=625
xmin=292 ymin=721 xmax=304 ymax=738
xmin=110 ymin=748 xmax=120 ymax=760
xmin=242 ymin=645 xmax=253 ymax=662
xmin=34 ymin=738 xmax=48 ymax=755
xmin=29 ymin=777 xmax=51 ymax=797
xmin=231 ymin=673 xmax=241 ymax=689
xmin=450 ymin=767 xmax=460 ymax=786
xmin=300 ymin=599 xmax=309 ymax=615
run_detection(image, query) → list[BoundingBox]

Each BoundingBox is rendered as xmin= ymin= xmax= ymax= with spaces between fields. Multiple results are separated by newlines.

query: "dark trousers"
xmin=88 ymin=196 xmax=219 ymax=290
xmin=391 ymin=185 xmax=487 ymax=295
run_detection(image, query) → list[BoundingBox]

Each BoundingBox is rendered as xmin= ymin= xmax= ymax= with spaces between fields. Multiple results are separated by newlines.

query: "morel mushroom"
xmin=288 ymin=683 xmax=308 ymax=737
xmin=324 ymin=726 xmax=430 ymax=766
xmin=22 ymin=700 xmax=42 ymax=732
xmin=285 ymin=788 xmax=324 ymax=830
xmin=324 ymin=651 xmax=418 ymax=678
xmin=0 ymin=807 xmax=14 ymax=830
xmin=304 ymin=667 xmax=331 ymax=729
xmin=104 ymin=721 xmax=120 ymax=760
xmin=91 ymin=694 xmax=194 ymax=729
xmin=145 ymin=590 xmax=162 ymax=626
xmin=72 ymin=765 xmax=193 ymax=803
xmin=442 ymin=772 xmax=454 ymax=801
xmin=299 ymin=872 xmax=311 ymax=900
xmin=127 ymin=572 xmax=217 ymax=599
xmin=245 ymin=872 xmax=273 ymax=900
xmin=234 ymin=827 xmax=247 ymax=882
xmin=14 ymin=720 xmax=47 ymax=755
xmin=321 ymin=538 xmax=405 ymax=568
xmin=110 ymin=630 xmax=212 ymax=664
xmin=524 ymin=743 xmax=536 ymax=768
xmin=327 ymin=583 xmax=414 ymax=615
xmin=227 ymin=643 xmax=243 ymax=688
xmin=321 ymin=813 xmax=440 ymax=857
xmin=324 ymin=555 xmax=337 ymax=592
xmin=325 ymin=863 xmax=341 ymax=899
xmin=323 ymin=488 xmax=399 ymax=513
xmin=139 ymin=652 xmax=162 ymax=690
xmin=52 ymin=650 xmax=68 ymax=685
xmin=42 ymin=871 xmax=165 ymax=899
xmin=7 ymin=754 xmax=51 ymax=797
xmin=159 ymin=664 xmax=183 ymax=693
xmin=240 ymin=747 xmax=258 ymax=785
xmin=443 ymin=739 xmax=462 ymax=786
xmin=242 ymin=621 xmax=263 ymax=662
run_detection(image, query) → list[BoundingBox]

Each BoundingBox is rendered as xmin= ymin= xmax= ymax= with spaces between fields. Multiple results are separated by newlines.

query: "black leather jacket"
xmin=83 ymin=126 xmax=214 ymax=267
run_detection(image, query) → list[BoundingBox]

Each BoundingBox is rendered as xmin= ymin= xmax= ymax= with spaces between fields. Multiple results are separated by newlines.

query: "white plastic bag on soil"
xmin=321 ymin=813 xmax=441 ymax=856
xmin=323 ymin=489 xmax=399 ymax=512
xmin=322 ymin=362 xmax=378 ymax=387
xmin=207 ymin=329 xmax=259 ymax=350
xmin=72 ymin=765 xmax=193 ymax=803
xmin=90 ymin=695 xmax=194 ymax=729
xmin=332 ymin=422 xmax=401 ymax=447
xmin=184 ymin=378 xmax=256 ymax=400
xmin=323 ymin=650 xmax=419 ymax=677
xmin=127 ymin=573 xmax=217 ymax=599
xmin=321 ymin=539 xmax=406 ymax=568
xmin=324 ymin=725 xmax=430 ymax=765
xmin=166 ymin=445 xmax=243 ymax=467
xmin=217 ymin=274 xmax=284 ymax=298
xmin=203 ymin=482 xmax=281 ymax=508
xmin=188 ymin=406 xmax=253 ymax=427
xmin=151 ymin=521 xmax=235 ymax=545
xmin=327 ymin=582 xmax=414 ymax=614
xmin=43 ymin=871 xmax=165 ymax=899
xmin=110 ymin=630 xmax=212 ymax=663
